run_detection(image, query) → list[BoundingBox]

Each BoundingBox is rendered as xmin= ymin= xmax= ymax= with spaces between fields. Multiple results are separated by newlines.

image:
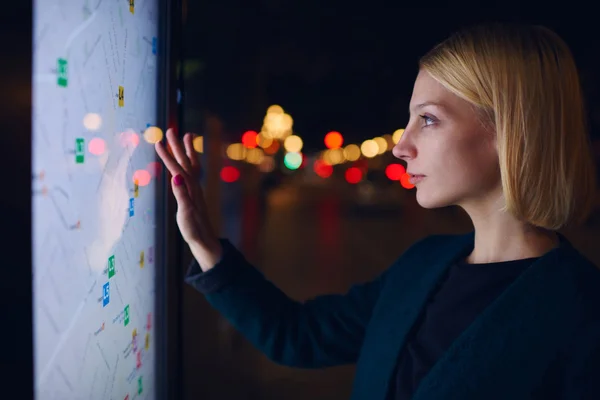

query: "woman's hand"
xmin=155 ymin=128 xmax=222 ymax=271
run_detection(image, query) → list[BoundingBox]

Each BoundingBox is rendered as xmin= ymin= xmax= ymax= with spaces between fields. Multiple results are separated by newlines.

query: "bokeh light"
xmin=88 ymin=137 xmax=106 ymax=156
xmin=314 ymin=159 xmax=333 ymax=178
xmin=257 ymin=133 xmax=273 ymax=149
xmin=193 ymin=136 xmax=204 ymax=153
xmin=220 ymin=166 xmax=240 ymax=183
xmin=385 ymin=163 xmax=406 ymax=181
xmin=245 ymin=147 xmax=265 ymax=165
xmin=83 ymin=113 xmax=102 ymax=131
xmin=300 ymin=153 xmax=307 ymax=169
xmin=392 ymin=129 xmax=405 ymax=144
xmin=284 ymin=152 xmax=303 ymax=170
xmin=345 ymin=167 xmax=363 ymax=184
xmin=361 ymin=139 xmax=379 ymax=158
xmin=324 ymin=131 xmax=343 ymax=149
xmin=374 ymin=137 xmax=388 ymax=154
xmin=284 ymin=135 xmax=303 ymax=153
xmin=120 ymin=130 xmax=140 ymax=147
xmin=226 ymin=143 xmax=246 ymax=160
xmin=323 ymin=148 xmax=344 ymax=165
xmin=400 ymin=172 xmax=415 ymax=189
xmin=263 ymin=140 xmax=280 ymax=155
xmin=242 ymin=130 xmax=258 ymax=148
xmin=133 ymin=170 xmax=152 ymax=186
xmin=263 ymin=112 xmax=293 ymax=139
xmin=266 ymin=104 xmax=284 ymax=115
xmin=143 ymin=126 xmax=163 ymax=144
xmin=343 ymin=144 xmax=361 ymax=161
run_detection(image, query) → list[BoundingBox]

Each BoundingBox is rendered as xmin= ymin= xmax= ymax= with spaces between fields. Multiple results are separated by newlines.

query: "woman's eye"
xmin=420 ymin=115 xmax=435 ymax=126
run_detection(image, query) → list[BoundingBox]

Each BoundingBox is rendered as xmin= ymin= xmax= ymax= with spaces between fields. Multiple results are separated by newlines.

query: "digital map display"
xmin=32 ymin=0 xmax=161 ymax=398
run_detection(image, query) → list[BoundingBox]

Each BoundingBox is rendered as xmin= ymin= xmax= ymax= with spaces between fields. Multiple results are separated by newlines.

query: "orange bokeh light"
xmin=324 ymin=131 xmax=343 ymax=149
xmin=263 ymin=140 xmax=280 ymax=155
xmin=400 ymin=172 xmax=415 ymax=189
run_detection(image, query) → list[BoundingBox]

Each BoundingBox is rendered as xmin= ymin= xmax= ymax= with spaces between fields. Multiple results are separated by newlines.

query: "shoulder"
xmin=386 ymin=231 xmax=473 ymax=275
xmin=560 ymin=247 xmax=600 ymax=324
xmin=557 ymin=246 xmax=600 ymax=362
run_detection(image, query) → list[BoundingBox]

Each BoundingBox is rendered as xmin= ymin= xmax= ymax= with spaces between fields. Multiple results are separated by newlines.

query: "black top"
xmin=391 ymin=256 xmax=540 ymax=399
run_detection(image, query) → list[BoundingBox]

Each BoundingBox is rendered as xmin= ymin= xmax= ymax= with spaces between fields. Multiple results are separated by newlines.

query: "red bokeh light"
xmin=220 ymin=166 xmax=240 ymax=183
xmin=345 ymin=167 xmax=362 ymax=184
xmin=241 ymin=130 xmax=258 ymax=148
xmin=385 ymin=163 xmax=406 ymax=181
xmin=314 ymin=159 xmax=333 ymax=178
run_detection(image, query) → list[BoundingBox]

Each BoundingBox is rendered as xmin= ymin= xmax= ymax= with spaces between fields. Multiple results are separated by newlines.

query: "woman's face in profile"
xmin=392 ymin=70 xmax=501 ymax=209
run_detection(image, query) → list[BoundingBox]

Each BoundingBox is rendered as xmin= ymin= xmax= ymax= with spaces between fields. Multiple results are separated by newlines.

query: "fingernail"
xmin=173 ymin=174 xmax=184 ymax=186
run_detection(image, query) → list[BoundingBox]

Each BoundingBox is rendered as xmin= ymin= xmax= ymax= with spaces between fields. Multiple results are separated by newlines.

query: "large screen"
xmin=32 ymin=0 xmax=161 ymax=398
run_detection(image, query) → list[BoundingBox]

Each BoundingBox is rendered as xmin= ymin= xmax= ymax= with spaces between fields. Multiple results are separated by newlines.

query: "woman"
xmin=156 ymin=23 xmax=600 ymax=399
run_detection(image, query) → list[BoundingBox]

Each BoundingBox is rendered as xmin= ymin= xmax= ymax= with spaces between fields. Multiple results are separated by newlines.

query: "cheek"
xmin=440 ymin=137 xmax=498 ymax=184
xmin=458 ymin=140 xmax=499 ymax=185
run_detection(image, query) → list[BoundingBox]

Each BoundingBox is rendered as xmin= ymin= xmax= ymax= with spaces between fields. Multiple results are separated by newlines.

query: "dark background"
xmin=183 ymin=2 xmax=600 ymax=151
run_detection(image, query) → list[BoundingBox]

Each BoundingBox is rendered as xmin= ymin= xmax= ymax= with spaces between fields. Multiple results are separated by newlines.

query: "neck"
xmin=462 ymin=207 xmax=560 ymax=264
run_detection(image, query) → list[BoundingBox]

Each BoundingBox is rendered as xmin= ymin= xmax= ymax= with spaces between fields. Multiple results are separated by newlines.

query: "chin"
xmin=414 ymin=186 xmax=456 ymax=209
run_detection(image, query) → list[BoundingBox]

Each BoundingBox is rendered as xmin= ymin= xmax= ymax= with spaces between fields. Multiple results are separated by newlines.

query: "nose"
xmin=392 ymin=128 xmax=415 ymax=161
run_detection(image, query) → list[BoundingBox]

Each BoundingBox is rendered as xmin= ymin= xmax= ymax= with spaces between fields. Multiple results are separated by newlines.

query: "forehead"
xmin=409 ymin=70 xmax=457 ymax=111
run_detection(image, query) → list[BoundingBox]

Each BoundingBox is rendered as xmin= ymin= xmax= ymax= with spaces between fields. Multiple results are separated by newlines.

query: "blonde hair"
xmin=419 ymin=23 xmax=597 ymax=230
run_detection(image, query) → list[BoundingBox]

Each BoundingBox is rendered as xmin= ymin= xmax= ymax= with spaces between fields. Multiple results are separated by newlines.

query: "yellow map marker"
xmin=118 ymin=86 xmax=124 ymax=107
xmin=139 ymin=251 xmax=144 ymax=268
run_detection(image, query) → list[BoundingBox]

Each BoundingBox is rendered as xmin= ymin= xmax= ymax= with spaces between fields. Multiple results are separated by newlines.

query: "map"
xmin=32 ymin=0 xmax=161 ymax=398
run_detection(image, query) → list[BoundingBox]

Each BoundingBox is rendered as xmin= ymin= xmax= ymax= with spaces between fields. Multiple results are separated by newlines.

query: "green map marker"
xmin=108 ymin=255 xmax=115 ymax=278
xmin=124 ymin=305 xmax=130 ymax=326
xmin=57 ymin=58 xmax=68 ymax=87
xmin=75 ymin=138 xmax=85 ymax=163
xmin=138 ymin=376 xmax=143 ymax=394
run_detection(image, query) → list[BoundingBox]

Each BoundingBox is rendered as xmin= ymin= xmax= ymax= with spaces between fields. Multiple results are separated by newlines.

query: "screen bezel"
xmin=156 ymin=0 xmax=185 ymax=399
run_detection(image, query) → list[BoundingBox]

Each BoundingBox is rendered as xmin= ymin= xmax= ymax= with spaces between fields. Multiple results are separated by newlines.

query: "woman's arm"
xmin=154 ymin=129 xmax=388 ymax=368
xmin=186 ymin=238 xmax=389 ymax=368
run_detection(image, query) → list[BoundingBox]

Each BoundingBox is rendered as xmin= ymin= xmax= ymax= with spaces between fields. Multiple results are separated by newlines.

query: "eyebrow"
xmin=409 ymin=101 xmax=448 ymax=113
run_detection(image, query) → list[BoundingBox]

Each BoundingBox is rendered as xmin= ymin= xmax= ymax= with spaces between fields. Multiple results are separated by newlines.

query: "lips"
xmin=407 ymin=173 xmax=426 ymax=184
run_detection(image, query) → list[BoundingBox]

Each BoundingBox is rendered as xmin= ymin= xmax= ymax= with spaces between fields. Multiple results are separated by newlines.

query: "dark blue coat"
xmin=185 ymin=231 xmax=600 ymax=399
